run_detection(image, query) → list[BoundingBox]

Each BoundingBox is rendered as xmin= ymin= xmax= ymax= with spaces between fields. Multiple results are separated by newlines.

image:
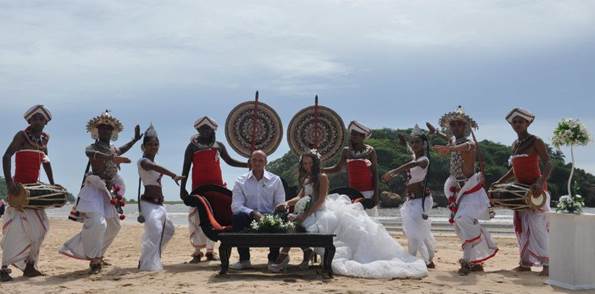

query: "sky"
xmin=1 ymin=1 xmax=594 ymax=200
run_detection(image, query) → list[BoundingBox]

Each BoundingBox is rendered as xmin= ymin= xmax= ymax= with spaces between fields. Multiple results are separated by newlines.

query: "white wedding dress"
xmin=300 ymin=183 xmax=428 ymax=279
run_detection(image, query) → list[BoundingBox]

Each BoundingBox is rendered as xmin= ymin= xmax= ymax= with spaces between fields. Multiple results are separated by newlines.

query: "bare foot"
xmin=205 ymin=252 xmax=218 ymax=261
xmin=513 ymin=265 xmax=531 ymax=272
xmin=188 ymin=253 xmax=203 ymax=264
xmin=89 ymin=262 xmax=102 ymax=275
xmin=0 ymin=268 xmax=12 ymax=282
xmin=23 ymin=263 xmax=44 ymax=277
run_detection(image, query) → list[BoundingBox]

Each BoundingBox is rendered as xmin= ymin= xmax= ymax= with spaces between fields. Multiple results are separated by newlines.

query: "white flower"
xmin=294 ymin=196 xmax=311 ymax=215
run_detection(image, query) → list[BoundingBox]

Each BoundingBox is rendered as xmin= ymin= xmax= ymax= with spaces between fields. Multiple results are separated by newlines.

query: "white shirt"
xmin=231 ymin=170 xmax=286 ymax=215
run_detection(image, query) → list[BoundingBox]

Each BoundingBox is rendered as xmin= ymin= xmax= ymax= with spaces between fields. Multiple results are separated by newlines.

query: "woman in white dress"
xmin=383 ymin=129 xmax=436 ymax=268
xmin=270 ymin=149 xmax=428 ymax=279
xmin=137 ymin=125 xmax=184 ymax=271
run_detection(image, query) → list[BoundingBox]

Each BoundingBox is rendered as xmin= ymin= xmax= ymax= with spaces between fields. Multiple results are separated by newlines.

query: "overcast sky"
xmin=1 ymin=1 xmax=594 ymax=200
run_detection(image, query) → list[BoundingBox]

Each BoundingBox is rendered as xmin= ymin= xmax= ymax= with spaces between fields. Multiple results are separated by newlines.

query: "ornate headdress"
xmin=505 ymin=108 xmax=535 ymax=125
xmin=24 ymin=105 xmax=52 ymax=122
xmin=438 ymin=106 xmax=478 ymax=137
xmin=86 ymin=110 xmax=124 ymax=141
xmin=144 ymin=124 xmax=158 ymax=140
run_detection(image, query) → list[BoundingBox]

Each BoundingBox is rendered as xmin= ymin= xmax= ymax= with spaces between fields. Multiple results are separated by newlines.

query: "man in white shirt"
xmin=230 ymin=150 xmax=286 ymax=270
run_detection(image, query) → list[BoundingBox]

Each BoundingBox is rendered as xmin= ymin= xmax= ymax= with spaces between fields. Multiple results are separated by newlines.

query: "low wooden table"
xmin=218 ymin=233 xmax=336 ymax=277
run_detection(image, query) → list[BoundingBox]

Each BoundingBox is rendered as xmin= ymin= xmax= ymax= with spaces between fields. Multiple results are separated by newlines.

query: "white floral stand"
xmin=547 ymin=212 xmax=595 ymax=290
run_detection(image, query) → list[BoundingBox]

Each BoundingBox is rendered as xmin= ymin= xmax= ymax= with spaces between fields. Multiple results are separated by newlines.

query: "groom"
xmin=230 ymin=150 xmax=286 ymax=270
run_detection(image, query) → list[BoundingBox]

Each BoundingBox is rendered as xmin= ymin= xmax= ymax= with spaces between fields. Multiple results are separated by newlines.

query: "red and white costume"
xmin=511 ymin=153 xmax=550 ymax=267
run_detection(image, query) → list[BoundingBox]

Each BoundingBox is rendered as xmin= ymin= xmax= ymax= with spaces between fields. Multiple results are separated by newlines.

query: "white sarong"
xmin=59 ymin=175 xmax=122 ymax=260
xmin=138 ymin=200 xmax=175 ymax=271
xmin=445 ymin=173 xmax=498 ymax=264
xmin=1 ymin=207 xmax=48 ymax=270
xmin=514 ymin=193 xmax=550 ymax=267
xmin=400 ymin=195 xmax=436 ymax=263
xmin=188 ymin=207 xmax=214 ymax=255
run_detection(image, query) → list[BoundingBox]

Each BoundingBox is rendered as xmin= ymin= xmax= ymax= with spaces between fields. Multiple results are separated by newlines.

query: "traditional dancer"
xmin=382 ymin=126 xmax=436 ymax=268
xmin=137 ymin=125 xmax=183 ymax=271
xmin=180 ymin=116 xmax=248 ymax=263
xmin=322 ymin=121 xmax=379 ymax=210
xmin=270 ymin=149 xmax=427 ymax=278
xmin=428 ymin=106 xmax=498 ymax=275
xmin=1 ymin=105 xmax=55 ymax=282
xmin=494 ymin=108 xmax=551 ymax=276
xmin=60 ymin=111 xmax=141 ymax=274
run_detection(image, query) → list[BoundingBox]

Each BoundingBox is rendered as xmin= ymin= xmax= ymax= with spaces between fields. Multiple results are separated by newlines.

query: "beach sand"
xmin=0 ymin=220 xmax=586 ymax=294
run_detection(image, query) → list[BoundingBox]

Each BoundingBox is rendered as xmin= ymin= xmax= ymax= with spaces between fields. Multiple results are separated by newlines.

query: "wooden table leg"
xmin=219 ymin=244 xmax=232 ymax=275
xmin=324 ymin=244 xmax=335 ymax=278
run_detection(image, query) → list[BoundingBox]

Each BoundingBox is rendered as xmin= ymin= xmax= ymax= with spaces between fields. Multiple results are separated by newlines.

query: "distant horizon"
xmin=1 ymin=1 xmax=594 ymax=200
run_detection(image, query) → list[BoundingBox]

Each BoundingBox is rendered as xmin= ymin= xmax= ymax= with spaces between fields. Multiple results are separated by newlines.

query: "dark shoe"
xmin=513 ymin=265 xmax=531 ymax=272
xmin=299 ymin=249 xmax=315 ymax=270
xmin=539 ymin=266 xmax=549 ymax=276
xmin=205 ymin=252 xmax=218 ymax=261
xmin=23 ymin=263 xmax=44 ymax=277
xmin=426 ymin=261 xmax=436 ymax=269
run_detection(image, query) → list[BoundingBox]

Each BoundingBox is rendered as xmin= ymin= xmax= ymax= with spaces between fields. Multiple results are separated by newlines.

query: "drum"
xmin=488 ymin=182 xmax=546 ymax=211
xmin=23 ymin=183 xmax=68 ymax=209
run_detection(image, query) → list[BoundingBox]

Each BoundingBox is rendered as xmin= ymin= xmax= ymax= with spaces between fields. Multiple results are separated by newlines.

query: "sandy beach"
xmin=0 ymin=219 xmax=585 ymax=294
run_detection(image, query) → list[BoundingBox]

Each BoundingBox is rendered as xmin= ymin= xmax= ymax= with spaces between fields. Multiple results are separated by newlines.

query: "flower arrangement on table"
xmin=552 ymin=118 xmax=591 ymax=214
xmin=249 ymin=214 xmax=296 ymax=233
xmin=249 ymin=196 xmax=312 ymax=233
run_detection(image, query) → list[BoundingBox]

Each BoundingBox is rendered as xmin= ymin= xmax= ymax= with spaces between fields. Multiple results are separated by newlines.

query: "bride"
xmin=270 ymin=149 xmax=428 ymax=279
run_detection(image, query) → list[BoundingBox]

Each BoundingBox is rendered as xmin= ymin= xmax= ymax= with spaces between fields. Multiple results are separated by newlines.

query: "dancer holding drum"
xmin=322 ymin=121 xmax=379 ymax=209
xmin=60 ymin=111 xmax=142 ymax=274
xmin=1 ymin=105 xmax=59 ymax=282
xmin=428 ymin=106 xmax=498 ymax=275
xmin=180 ymin=116 xmax=248 ymax=263
xmin=492 ymin=108 xmax=551 ymax=276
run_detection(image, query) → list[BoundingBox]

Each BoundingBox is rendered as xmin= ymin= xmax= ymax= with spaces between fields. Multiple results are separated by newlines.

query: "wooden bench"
xmin=218 ymin=232 xmax=336 ymax=278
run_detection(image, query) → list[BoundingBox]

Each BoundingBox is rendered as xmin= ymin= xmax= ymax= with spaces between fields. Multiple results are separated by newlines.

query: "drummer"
xmin=180 ymin=116 xmax=248 ymax=263
xmin=493 ymin=108 xmax=551 ymax=276
xmin=60 ymin=111 xmax=142 ymax=274
xmin=428 ymin=106 xmax=498 ymax=275
xmin=322 ymin=121 xmax=379 ymax=210
xmin=1 ymin=105 xmax=56 ymax=282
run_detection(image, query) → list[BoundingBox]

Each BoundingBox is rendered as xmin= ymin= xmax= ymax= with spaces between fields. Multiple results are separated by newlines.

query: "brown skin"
xmin=382 ymin=135 xmax=428 ymax=196
xmin=321 ymin=130 xmax=379 ymax=205
xmin=86 ymin=124 xmax=142 ymax=178
xmin=140 ymin=137 xmax=185 ymax=201
xmin=1 ymin=113 xmax=55 ymax=279
xmin=430 ymin=120 xmax=477 ymax=178
xmin=179 ymin=125 xmax=248 ymax=199
xmin=84 ymin=123 xmax=141 ymax=269
xmin=494 ymin=116 xmax=551 ymax=276
xmin=3 ymin=113 xmax=55 ymax=195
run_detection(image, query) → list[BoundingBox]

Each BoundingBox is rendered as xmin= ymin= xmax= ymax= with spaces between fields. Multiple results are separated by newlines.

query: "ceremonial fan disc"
xmin=225 ymin=100 xmax=283 ymax=158
xmin=287 ymin=105 xmax=345 ymax=161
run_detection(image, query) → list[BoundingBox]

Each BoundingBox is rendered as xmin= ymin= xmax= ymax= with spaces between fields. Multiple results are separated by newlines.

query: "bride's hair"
xmin=298 ymin=149 xmax=321 ymax=199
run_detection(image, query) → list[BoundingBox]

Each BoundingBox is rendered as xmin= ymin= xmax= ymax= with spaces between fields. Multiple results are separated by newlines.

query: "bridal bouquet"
xmin=250 ymin=214 xmax=296 ymax=233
